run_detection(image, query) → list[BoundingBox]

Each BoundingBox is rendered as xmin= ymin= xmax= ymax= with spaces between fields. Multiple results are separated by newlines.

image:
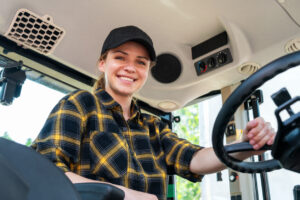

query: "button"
xmin=207 ymin=57 xmax=216 ymax=68
xmin=217 ymin=52 xmax=227 ymax=64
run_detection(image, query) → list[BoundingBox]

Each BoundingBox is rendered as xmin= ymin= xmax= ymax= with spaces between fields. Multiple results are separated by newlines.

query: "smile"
xmin=118 ymin=76 xmax=136 ymax=82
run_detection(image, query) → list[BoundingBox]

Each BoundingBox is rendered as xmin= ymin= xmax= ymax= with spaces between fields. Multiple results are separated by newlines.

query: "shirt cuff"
xmin=180 ymin=145 xmax=204 ymax=182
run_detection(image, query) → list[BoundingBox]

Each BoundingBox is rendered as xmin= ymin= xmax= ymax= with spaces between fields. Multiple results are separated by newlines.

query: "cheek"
xmin=103 ymin=61 xmax=118 ymax=75
xmin=139 ymin=68 xmax=149 ymax=82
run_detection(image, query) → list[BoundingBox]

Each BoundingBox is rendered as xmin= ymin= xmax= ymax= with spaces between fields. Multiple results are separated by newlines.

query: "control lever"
xmin=271 ymin=87 xmax=294 ymax=115
xmin=294 ymin=185 xmax=300 ymax=200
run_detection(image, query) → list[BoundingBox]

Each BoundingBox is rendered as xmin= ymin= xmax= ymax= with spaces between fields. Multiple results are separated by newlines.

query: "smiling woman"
xmin=98 ymin=41 xmax=151 ymax=104
xmin=32 ymin=25 xmax=200 ymax=200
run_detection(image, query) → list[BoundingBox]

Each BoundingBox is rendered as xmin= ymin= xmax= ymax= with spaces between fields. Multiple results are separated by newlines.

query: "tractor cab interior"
xmin=0 ymin=0 xmax=300 ymax=199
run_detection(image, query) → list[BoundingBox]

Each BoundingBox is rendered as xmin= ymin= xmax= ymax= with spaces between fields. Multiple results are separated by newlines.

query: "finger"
xmin=251 ymin=123 xmax=274 ymax=149
xmin=253 ymin=132 xmax=272 ymax=150
xmin=247 ymin=120 xmax=266 ymax=139
xmin=245 ymin=119 xmax=260 ymax=139
xmin=267 ymin=130 xmax=276 ymax=145
xmin=251 ymin=122 xmax=271 ymax=141
xmin=259 ymin=125 xmax=275 ymax=146
xmin=245 ymin=119 xmax=259 ymax=133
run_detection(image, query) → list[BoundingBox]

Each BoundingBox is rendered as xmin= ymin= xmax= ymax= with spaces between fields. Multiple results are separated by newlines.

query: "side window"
xmin=173 ymin=94 xmax=230 ymax=200
xmin=0 ymin=78 xmax=67 ymax=145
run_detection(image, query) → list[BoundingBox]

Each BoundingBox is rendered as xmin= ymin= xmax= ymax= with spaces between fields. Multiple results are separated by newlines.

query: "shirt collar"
xmin=94 ymin=87 xmax=140 ymax=119
xmin=94 ymin=87 xmax=120 ymax=109
xmin=130 ymin=98 xmax=140 ymax=120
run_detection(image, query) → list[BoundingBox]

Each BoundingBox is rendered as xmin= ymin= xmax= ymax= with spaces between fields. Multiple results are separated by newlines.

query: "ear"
xmin=98 ymin=59 xmax=105 ymax=73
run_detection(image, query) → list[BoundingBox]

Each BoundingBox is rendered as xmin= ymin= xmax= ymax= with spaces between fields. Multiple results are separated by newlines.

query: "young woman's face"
xmin=98 ymin=41 xmax=151 ymax=98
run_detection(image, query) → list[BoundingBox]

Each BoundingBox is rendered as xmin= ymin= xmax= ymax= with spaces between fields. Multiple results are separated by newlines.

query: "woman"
xmin=32 ymin=25 xmax=275 ymax=200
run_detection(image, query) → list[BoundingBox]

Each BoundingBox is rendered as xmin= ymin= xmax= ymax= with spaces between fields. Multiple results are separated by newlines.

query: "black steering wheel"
xmin=212 ymin=51 xmax=300 ymax=173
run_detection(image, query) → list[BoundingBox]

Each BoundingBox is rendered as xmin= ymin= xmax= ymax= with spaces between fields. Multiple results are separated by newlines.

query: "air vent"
xmin=238 ymin=62 xmax=261 ymax=75
xmin=5 ymin=8 xmax=65 ymax=54
xmin=285 ymin=39 xmax=300 ymax=53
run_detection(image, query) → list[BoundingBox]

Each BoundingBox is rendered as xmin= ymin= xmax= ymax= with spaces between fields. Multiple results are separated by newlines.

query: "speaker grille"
xmin=151 ymin=54 xmax=181 ymax=83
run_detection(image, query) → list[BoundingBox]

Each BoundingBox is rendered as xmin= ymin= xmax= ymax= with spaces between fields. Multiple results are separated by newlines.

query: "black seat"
xmin=0 ymin=138 xmax=124 ymax=200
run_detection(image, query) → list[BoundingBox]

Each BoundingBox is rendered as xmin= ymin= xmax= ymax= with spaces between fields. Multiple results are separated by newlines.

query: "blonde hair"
xmin=92 ymin=51 xmax=156 ymax=93
xmin=92 ymin=52 xmax=107 ymax=92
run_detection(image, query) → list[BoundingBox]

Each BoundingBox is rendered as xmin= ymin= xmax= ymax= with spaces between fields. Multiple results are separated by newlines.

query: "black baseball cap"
xmin=101 ymin=25 xmax=156 ymax=61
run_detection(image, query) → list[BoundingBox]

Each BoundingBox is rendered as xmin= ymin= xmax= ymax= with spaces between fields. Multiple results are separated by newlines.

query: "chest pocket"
xmin=89 ymin=131 xmax=128 ymax=179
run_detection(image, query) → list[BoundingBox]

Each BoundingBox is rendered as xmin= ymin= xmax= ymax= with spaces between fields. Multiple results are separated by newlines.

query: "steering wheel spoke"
xmin=224 ymin=142 xmax=272 ymax=154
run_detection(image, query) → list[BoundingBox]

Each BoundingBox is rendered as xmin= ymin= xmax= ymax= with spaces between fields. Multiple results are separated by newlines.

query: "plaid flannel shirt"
xmin=32 ymin=88 xmax=203 ymax=200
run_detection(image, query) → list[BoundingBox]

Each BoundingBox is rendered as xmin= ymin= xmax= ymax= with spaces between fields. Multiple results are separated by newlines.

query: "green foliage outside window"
xmin=173 ymin=103 xmax=201 ymax=200
xmin=2 ymin=131 xmax=12 ymax=140
xmin=1 ymin=131 xmax=32 ymax=146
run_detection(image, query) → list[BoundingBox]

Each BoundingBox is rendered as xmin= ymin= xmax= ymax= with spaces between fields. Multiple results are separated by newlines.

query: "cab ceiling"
xmin=0 ymin=0 xmax=300 ymax=111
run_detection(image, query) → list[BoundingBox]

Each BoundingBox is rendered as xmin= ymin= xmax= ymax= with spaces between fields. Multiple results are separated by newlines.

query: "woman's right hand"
xmin=65 ymin=172 xmax=158 ymax=200
xmin=121 ymin=186 xmax=158 ymax=200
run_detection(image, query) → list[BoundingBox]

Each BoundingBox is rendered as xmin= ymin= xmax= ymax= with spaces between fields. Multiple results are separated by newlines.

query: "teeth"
xmin=119 ymin=76 xmax=134 ymax=82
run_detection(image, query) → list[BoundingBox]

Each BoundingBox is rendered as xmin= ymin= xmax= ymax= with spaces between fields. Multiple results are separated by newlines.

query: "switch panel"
xmin=194 ymin=48 xmax=233 ymax=76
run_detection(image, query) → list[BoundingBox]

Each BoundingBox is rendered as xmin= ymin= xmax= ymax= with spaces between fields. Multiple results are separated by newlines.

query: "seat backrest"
xmin=0 ymin=154 xmax=29 ymax=200
xmin=0 ymin=138 xmax=81 ymax=200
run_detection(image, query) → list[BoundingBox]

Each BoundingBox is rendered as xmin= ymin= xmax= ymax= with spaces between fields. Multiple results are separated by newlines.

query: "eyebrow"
xmin=112 ymin=50 xmax=150 ymax=60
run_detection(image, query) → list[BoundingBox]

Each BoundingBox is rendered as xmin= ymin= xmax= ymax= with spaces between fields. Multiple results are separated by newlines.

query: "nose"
xmin=123 ymin=62 xmax=136 ymax=73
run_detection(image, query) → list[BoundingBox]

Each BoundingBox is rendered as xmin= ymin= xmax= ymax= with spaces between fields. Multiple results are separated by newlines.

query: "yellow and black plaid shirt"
xmin=32 ymin=88 xmax=203 ymax=200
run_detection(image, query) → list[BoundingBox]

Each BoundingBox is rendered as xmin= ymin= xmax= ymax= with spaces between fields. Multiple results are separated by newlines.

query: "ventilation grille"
xmin=5 ymin=8 xmax=65 ymax=54
xmin=238 ymin=62 xmax=261 ymax=75
xmin=285 ymin=39 xmax=300 ymax=53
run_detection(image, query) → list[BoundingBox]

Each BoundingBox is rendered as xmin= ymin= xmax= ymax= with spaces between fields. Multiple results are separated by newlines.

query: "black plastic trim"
xmin=192 ymin=31 xmax=228 ymax=59
xmin=0 ymin=34 xmax=95 ymax=87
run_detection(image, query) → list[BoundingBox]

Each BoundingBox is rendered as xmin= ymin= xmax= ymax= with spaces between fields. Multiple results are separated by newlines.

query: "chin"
xmin=119 ymin=85 xmax=141 ymax=95
xmin=116 ymin=88 xmax=136 ymax=97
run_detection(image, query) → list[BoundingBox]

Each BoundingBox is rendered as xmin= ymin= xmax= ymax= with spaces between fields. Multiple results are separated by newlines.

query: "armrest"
xmin=74 ymin=183 xmax=125 ymax=200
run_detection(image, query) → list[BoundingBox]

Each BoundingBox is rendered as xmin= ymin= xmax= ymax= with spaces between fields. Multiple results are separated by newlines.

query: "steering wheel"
xmin=212 ymin=51 xmax=300 ymax=173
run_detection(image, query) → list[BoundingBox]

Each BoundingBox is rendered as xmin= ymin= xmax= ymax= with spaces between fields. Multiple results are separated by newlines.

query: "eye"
xmin=115 ymin=55 xmax=125 ymax=60
xmin=137 ymin=60 xmax=146 ymax=66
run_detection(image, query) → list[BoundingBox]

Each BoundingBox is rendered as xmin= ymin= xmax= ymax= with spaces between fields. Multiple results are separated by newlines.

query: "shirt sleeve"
xmin=31 ymin=92 xmax=84 ymax=172
xmin=158 ymin=120 xmax=204 ymax=182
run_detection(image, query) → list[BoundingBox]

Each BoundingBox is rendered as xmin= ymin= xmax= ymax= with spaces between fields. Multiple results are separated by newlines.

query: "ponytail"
xmin=92 ymin=52 xmax=108 ymax=92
